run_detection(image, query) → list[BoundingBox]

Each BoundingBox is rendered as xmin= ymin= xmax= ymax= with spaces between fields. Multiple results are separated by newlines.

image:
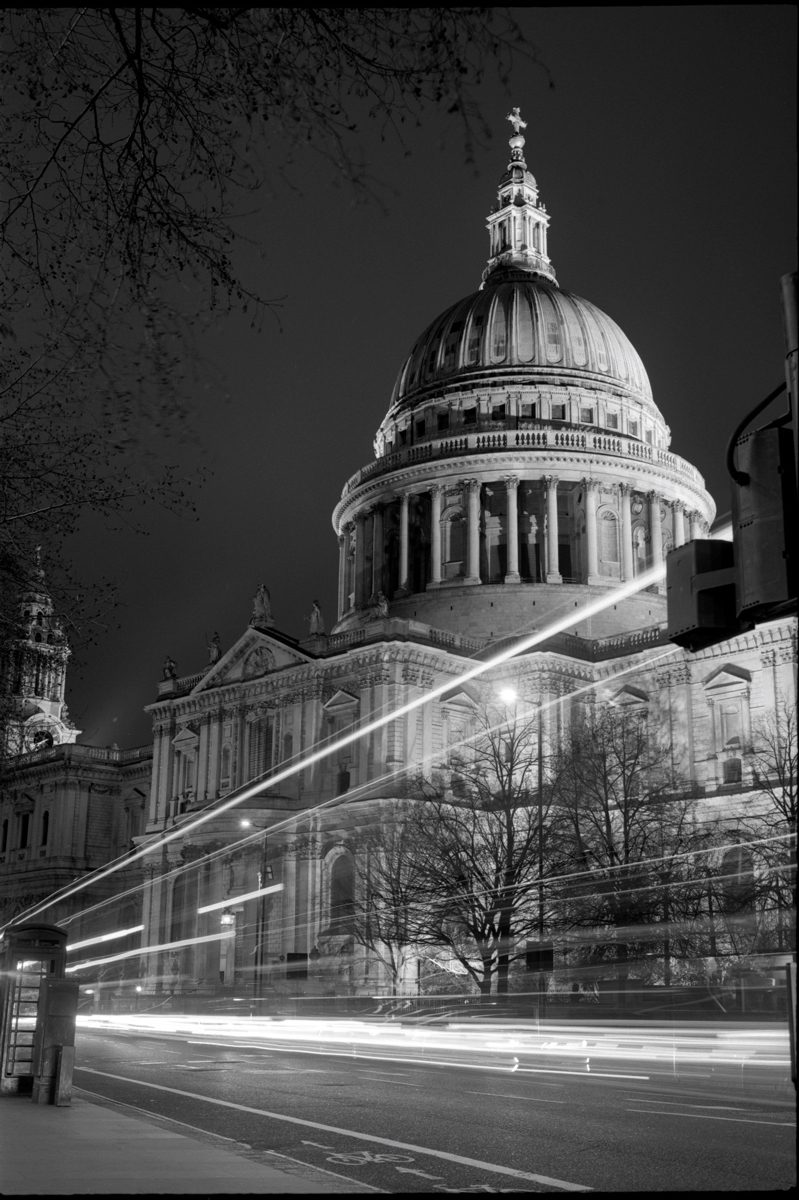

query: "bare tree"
xmin=549 ymin=703 xmax=701 ymax=987
xmin=350 ymin=806 xmax=434 ymax=994
xmin=744 ymin=701 xmax=797 ymax=953
xmin=1 ymin=7 xmax=544 ymax=652
xmin=406 ymin=699 xmax=564 ymax=996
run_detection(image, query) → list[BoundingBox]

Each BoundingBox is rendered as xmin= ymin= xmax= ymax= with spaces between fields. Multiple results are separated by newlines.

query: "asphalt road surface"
xmin=73 ymin=1022 xmax=795 ymax=1193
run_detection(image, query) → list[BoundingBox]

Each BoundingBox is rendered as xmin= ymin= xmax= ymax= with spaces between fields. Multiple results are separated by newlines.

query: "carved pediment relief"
xmin=194 ymin=630 xmax=309 ymax=691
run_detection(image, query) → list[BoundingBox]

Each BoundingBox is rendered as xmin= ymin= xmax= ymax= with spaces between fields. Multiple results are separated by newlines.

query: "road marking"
xmin=75 ymin=1067 xmax=592 ymax=1191
xmin=466 ymin=1090 xmax=565 ymax=1104
xmin=626 ymin=1108 xmax=795 ymax=1126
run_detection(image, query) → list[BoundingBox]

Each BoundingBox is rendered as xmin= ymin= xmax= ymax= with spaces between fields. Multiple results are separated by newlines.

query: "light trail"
xmin=66 ymin=925 xmax=144 ymax=953
xmin=8 ymin=559 xmax=670 ymax=929
xmin=197 ymin=882 xmax=283 ymax=914
xmin=65 ymin=931 xmax=230 ymax=974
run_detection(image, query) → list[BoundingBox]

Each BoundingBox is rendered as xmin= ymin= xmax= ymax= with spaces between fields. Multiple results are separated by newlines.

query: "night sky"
xmin=62 ymin=6 xmax=797 ymax=749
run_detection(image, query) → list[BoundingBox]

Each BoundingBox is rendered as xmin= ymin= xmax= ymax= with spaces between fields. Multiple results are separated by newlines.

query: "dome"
xmin=388 ymin=275 xmax=654 ymax=413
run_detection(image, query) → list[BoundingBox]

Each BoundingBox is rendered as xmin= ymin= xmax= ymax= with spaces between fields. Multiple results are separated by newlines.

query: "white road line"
xmin=466 ymin=1090 xmax=566 ymax=1104
xmin=76 ymin=1067 xmax=592 ymax=1191
xmin=626 ymin=1108 xmax=795 ymax=1127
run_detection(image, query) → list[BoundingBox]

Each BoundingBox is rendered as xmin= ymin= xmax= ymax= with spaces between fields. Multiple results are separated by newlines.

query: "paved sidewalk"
xmin=0 ymin=1091 xmax=373 ymax=1195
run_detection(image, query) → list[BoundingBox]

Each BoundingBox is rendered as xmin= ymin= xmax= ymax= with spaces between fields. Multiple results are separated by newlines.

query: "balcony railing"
xmin=341 ymin=423 xmax=705 ymax=496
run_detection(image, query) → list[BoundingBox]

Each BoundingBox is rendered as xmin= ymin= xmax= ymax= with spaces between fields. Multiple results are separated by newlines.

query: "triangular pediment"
xmin=440 ymin=685 xmax=479 ymax=711
xmin=609 ymin=685 xmax=649 ymax=706
xmin=703 ymin=664 xmax=751 ymax=693
xmin=323 ymin=689 xmax=360 ymax=713
xmin=192 ymin=627 xmax=310 ymax=691
xmin=172 ymin=725 xmax=199 ymax=750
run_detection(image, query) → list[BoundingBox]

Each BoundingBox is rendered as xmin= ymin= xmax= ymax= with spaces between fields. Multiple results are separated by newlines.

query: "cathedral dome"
xmin=388 ymin=276 xmax=653 ymax=413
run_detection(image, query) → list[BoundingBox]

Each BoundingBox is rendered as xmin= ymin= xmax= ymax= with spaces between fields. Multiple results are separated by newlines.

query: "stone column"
xmin=354 ymin=512 xmax=367 ymax=607
xmin=648 ymin=491 xmax=664 ymax=569
xmin=619 ymin=484 xmax=634 ymax=581
xmin=673 ymin=501 xmax=686 ymax=548
xmin=371 ymin=506 xmax=384 ymax=599
xmin=337 ymin=533 xmax=347 ymax=618
xmin=465 ymin=479 xmax=481 ymax=583
xmin=544 ymin=476 xmax=561 ymax=583
xmin=584 ymin=478 xmax=600 ymax=584
xmin=689 ymin=510 xmax=703 ymax=540
xmin=429 ymin=485 xmax=442 ymax=586
xmin=504 ymin=475 xmax=520 ymax=583
xmin=398 ymin=493 xmax=410 ymax=593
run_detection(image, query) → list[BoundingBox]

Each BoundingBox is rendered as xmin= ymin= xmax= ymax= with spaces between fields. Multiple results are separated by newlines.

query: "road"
xmin=73 ymin=1017 xmax=795 ymax=1193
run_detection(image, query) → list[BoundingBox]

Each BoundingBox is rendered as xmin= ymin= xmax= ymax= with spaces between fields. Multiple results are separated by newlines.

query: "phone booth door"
xmin=0 ymin=924 xmax=68 ymax=1096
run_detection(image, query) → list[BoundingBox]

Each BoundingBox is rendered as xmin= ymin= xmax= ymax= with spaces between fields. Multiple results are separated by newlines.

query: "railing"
xmin=342 ymin=424 xmax=705 ymax=495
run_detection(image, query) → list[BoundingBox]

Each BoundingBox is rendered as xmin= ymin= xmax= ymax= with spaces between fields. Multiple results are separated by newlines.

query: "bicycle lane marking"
xmin=76 ymin=1066 xmax=592 ymax=1191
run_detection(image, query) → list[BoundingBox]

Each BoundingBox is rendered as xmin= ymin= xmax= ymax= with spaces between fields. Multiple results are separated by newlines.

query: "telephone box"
xmin=0 ymin=923 xmax=78 ymax=1103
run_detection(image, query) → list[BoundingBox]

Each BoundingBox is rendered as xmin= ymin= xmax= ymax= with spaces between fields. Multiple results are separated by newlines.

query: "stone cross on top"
xmin=506 ymin=107 xmax=527 ymax=135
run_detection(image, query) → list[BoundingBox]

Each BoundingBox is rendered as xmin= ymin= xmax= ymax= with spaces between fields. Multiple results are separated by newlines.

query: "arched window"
xmin=20 ymin=813 xmax=30 ymax=849
xmin=41 ymin=811 xmax=49 ymax=846
xmin=1 ymin=819 xmax=8 ymax=853
xmin=330 ymin=855 xmax=355 ymax=933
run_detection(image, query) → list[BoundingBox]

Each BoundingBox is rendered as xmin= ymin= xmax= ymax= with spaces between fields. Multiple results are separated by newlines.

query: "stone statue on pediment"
xmin=207 ymin=631 xmax=221 ymax=664
xmin=250 ymin=584 xmax=272 ymax=627
xmin=163 ymin=656 xmax=178 ymax=680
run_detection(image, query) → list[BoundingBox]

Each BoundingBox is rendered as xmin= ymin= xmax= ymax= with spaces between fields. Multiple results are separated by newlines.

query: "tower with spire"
xmin=0 ymin=549 xmax=78 ymax=756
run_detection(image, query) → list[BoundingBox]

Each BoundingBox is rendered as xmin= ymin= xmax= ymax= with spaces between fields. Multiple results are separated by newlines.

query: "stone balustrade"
xmin=343 ymin=424 xmax=705 ymax=496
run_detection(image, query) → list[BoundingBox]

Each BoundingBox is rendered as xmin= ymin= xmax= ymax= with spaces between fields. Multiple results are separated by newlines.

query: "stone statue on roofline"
xmin=250 ymin=583 xmax=272 ymax=628
xmin=308 ymin=600 xmax=325 ymax=635
xmin=207 ymin=631 xmax=221 ymax=664
xmin=163 ymin=656 xmax=178 ymax=680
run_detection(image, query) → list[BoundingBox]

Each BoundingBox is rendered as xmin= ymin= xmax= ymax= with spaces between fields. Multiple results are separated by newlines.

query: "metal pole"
xmin=256 ymin=839 xmax=268 ymax=1002
xmin=537 ymin=704 xmax=545 ymax=1019
xmin=537 ymin=704 xmax=544 ymax=939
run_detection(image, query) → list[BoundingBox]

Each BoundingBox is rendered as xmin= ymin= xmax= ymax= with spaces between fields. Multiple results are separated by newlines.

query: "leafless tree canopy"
xmin=0 ymin=7 xmax=541 ymax=646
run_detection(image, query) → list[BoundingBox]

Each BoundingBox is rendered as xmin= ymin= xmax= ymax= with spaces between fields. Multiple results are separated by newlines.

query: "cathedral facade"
xmin=128 ymin=115 xmax=795 ymax=1004
xmin=2 ymin=114 xmax=795 ymax=1005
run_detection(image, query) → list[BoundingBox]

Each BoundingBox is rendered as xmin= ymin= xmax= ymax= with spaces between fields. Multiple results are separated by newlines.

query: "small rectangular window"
xmin=520 ymin=402 xmax=535 ymax=419
xmin=645 ymin=428 xmax=654 ymax=445
xmin=491 ymin=404 xmax=506 ymax=421
xmin=629 ymin=419 xmax=639 ymax=438
xmin=437 ymin=412 xmax=450 ymax=431
xmin=551 ymin=404 xmax=566 ymax=421
xmin=463 ymin=408 xmax=477 ymax=425
xmin=606 ymin=412 xmax=619 ymax=429
xmin=415 ymin=419 xmax=425 ymax=438
xmin=399 ymin=429 xmax=407 ymax=445
xmin=580 ymin=407 xmax=594 ymax=424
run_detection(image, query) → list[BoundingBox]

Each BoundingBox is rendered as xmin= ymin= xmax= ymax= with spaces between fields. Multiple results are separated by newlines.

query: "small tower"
xmin=0 ymin=549 xmax=78 ymax=756
xmin=482 ymin=107 xmax=557 ymax=286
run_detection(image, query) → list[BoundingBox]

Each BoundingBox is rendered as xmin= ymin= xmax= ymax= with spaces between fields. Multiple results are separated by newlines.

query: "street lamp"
xmin=240 ymin=819 xmax=273 ymax=1001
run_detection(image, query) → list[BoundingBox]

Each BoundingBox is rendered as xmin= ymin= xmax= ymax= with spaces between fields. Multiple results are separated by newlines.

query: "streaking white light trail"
xmin=66 ymin=925 xmax=144 ymax=953
xmin=10 ymin=557 xmax=673 ymax=927
xmin=65 ymin=931 xmax=230 ymax=974
xmin=197 ymin=883 xmax=283 ymax=914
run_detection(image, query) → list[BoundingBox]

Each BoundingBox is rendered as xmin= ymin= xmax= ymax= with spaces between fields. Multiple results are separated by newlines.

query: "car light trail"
xmin=197 ymin=883 xmax=283 ymax=914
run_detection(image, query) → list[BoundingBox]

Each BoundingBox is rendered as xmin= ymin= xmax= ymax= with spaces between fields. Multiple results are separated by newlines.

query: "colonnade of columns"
xmin=338 ymin=476 xmax=706 ymax=616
